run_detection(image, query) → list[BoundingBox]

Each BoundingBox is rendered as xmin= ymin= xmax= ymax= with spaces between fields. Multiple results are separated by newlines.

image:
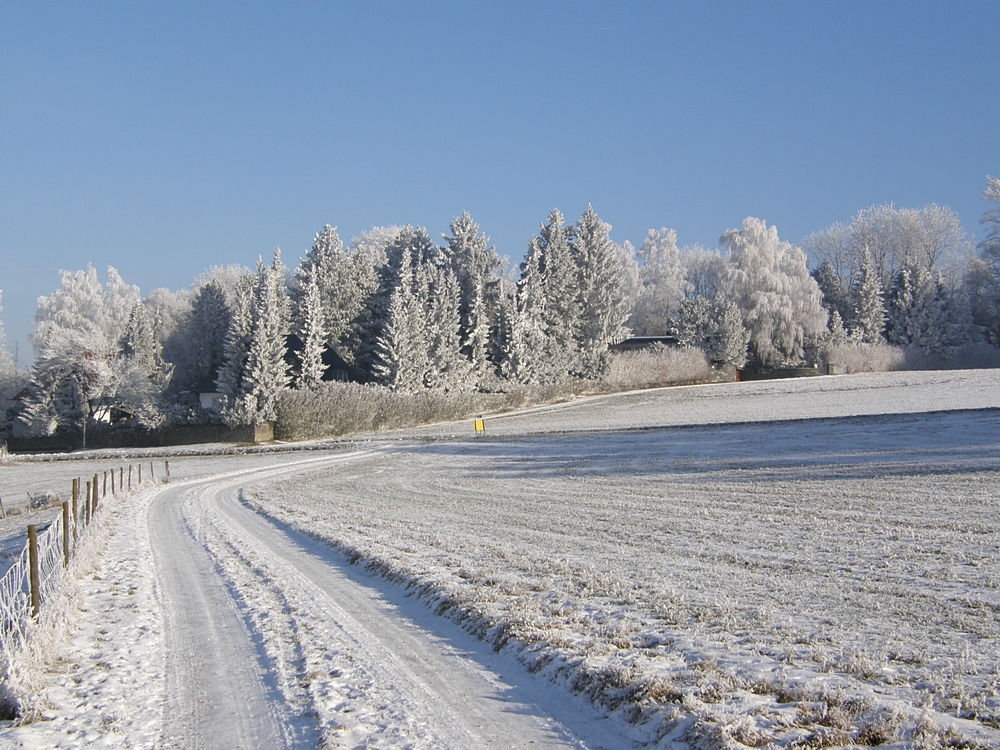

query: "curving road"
xmin=146 ymin=452 xmax=602 ymax=749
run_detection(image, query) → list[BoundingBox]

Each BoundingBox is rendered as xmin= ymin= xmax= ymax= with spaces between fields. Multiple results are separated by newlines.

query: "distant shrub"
xmin=276 ymin=348 xmax=722 ymax=442
xmin=275 ymin=381 xmax=584 ymax=441
xmin=604 ymin=347 xmax=714 ymax=391
xmin=822 ymin=343 xmax=907 ymax=374
xmin=823 ymin=341 xmax=1000 ymax=374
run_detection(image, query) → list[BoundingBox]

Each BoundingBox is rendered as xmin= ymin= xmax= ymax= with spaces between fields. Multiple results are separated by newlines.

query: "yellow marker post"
xmin=473 ymin=417 xmax=485 ymax=436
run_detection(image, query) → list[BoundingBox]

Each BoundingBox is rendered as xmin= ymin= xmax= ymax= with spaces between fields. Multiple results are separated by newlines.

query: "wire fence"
xmin=0 ymin=460 xmax=170 ymax=672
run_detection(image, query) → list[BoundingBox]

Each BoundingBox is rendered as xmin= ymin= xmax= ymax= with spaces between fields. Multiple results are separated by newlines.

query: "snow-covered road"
xmin=3 ymin=452 xmax=621 ymax=748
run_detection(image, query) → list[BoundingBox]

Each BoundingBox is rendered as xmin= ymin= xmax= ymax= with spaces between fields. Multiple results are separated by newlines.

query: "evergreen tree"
xmin=358 ymin=226 xmax=436 ymax=380
xmin=852 ymin=249 xmax=886 ymax=344
xmin=297 ymin=264 xmax=326 ymax=389
xmin=571 ymin=206 xmax=630 ymax=378
xmin=440 ymin=212 xmax=502 ymax=380
xmin=812 ymin=260 xmax=851 ymax=323
xmin=512 ymin=227 xmax=556 ymax=383
xmin=121 ymin=301 xmax=170 ymax=385
xmin=240 ymin=253 xmax=291 ymax=423
xmin=712 ymin=299 xmax=751 ymax=367
xmin=175 ymin=281 xmax=230 ymax=389
xmin=372 ymin=250 xmax=424 ymax=390
xmin=217 ymin=272 xmax=255 ymax=418
xmin=424 ymin=265 xmax=470 ymax=390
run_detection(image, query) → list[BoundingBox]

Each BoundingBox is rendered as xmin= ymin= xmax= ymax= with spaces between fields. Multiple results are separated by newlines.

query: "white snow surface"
xmin=0 ymin=369 xmax=998 ymax=748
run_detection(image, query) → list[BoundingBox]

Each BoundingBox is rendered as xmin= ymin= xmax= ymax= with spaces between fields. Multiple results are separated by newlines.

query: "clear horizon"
xmin=2 ymin=1 xmax=998 ymax=366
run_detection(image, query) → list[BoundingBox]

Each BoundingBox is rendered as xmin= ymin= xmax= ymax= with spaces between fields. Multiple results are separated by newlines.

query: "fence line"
xmin=0 ymin=460 xmax=170 ymax=672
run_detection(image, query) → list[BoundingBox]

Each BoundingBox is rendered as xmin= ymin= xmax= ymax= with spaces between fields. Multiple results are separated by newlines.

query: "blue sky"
xmin=1 ymin=1 xmax=998 ymax=364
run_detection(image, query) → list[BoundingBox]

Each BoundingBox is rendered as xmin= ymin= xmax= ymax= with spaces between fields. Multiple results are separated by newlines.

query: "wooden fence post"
xmin=85 ymin=482 xmax=91 ymax=525
xmin=111 ymin=468 xmax=115 ymax=495
xmin=120 ymin=466 xmax=124 ymax=491
xmin=93 ymin=474 xmax=99 ymax=513
xmin=128 ymin=465 xmax=132 ymax=490
xmin=72 ymin=481 xmax=78 ymax=543
xmin=165 ymin=460 xmax=170 ymax=482
xmin=150 ymin=461 xmax=154 ymax=483
xmin=27 ymin=525 xmax=40 ymax=620
xmin=138 ymin=464 xmax=142 ymax=485
xmin=62 ymin=502 xmax=70 ymax=568
xmin=103 ymin=471 xmax=107 ymax=497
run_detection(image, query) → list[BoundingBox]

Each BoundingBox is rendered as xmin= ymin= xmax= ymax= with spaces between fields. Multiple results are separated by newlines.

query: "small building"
xmin=193 ymin=374 xmax=224 ymax=411
xmin=609 ymin=335 xmax=679 ymax=353
xmin=283 ymin=335 xmax=360 ymax=384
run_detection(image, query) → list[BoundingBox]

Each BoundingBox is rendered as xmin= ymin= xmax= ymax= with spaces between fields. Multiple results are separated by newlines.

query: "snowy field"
xmin=0 ymin=369 xmax=998 ymax=748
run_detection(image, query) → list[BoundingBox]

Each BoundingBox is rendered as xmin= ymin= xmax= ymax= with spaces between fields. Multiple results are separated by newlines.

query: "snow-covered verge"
xmin=241 ymin=376 xmax=1000 ymax=748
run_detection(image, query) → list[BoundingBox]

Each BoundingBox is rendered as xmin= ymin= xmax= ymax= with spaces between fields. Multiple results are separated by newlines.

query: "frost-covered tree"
xmin=681 ymin=246 xmax=726 ymax=302
xmin=674 ymin=296 xmax=749 ymax=367
xmin=297 ymin=264 xmax=326 ymax=389
xmin=295 ymin=225 xmax=381 ymax=366
xmin=980 ymin=176 xmax=1000 ymax=274
xmin=851 ymin=250 xmax=886 ymax=344
xmin=372 ymin=250 xmax=425 ymax=391
xmin=167 ymin=281 xmax=231 ymax=390
xmin=19 ymin=266 xmax=141 ymax=440
xmin=630 ymin=228 xmax=692 ymax=336
xmin=538 ymin=209 xmax=581 ymax=375
xmin=615 ymin=240 xmax=641 ymax=322
xmin=237 ymin=253 xmax=292 ymax=424
xmin=811 ymin=260 xmax=851 ymax=324
xmin=886 ymin=264 xmax=972 ymax=356
xmin=488 ymin=276 xmax=518 ymax=380
xmin=571 ymin=205 xmax=630 ymax=377
xmin=217 ymin=273 xmax=255 ymax=420
xmin=440 ymin=212 xmax=502 ymax=379
xmin=358 ymin=226 xmax=437 ymax=380
xmin=803 ymin=221 xmax=854 ymax=290
xmin=721 ymin=218 xmax=827 ymax=367
xmin=809 ymin=204 xmax=971 ymax=293
xmin=424 ymin=264 xmax=470 ymax=390
xmin=511 ymin=210 xmax=579 ymax=383
xmin=510 ymin=235 xmax=553 ymax=383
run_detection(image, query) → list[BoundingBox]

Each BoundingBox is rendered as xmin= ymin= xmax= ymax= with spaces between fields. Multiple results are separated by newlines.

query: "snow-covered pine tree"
xmin=721 ymin=218 xmax=827 ymax=367
xmin=570 ymin=206 xmax=630 ymax=378
xmin=712 ymin=299 xmax=751 ymax=367
xmin=240 ymin=253 xmax=292 ymax=423
xmin=630 ymin=228 xmax=691 ymax=336
xmin=177 ymin=281 xmax=230 ymax=388
xmin=812 ymin=260 xmax=851 ymax=324
xmin=851 ymin=249 xmax=886 ymax=344
xmin=488 ymin=276 xmax=517 ymax=380
xmin=297 ymin=264 xmax=326 ymax=389
xmin=357 ymin=226 xmax=437 ymax=380
xmin=372 ymin=249 xmax=424 ymax=391
xmin=121 ymin=301 xmax=170 ymax=385
xmin=440 ymin=212 xmax=502 ymax=381
xmin=217 ymin=272 xmax=256 ymax=419
xmin=674 ymin=296 xmax=713 ymax=349
xmin=511 ymin=232 xmax=553 ymax=383
xmin=424 ymin=265 xmax=470 ymax=391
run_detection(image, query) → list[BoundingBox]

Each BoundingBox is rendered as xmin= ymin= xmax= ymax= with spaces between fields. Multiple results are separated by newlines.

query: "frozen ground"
xmin=0 ymin=369 xmax=998 ymax=748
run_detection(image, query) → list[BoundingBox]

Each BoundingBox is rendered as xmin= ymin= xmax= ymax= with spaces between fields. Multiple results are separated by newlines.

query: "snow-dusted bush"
xmin=603 ymin=347 xmax=713 ymax=391
xmin=822 ymin=342 xmax=906 ymax=373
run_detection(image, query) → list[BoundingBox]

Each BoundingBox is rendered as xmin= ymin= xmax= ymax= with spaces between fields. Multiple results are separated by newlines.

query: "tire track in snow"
xmin=150 ymin=450 xmax=606 ymax=748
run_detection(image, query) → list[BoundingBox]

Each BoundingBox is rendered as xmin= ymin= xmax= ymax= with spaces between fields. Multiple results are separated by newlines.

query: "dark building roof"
xmin=609 ymin=335 xmax=679 ymax=352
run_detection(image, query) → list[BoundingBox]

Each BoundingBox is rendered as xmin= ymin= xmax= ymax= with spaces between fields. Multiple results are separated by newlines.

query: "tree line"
xmin=2 ymin=176 xmax=999 ymax=437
